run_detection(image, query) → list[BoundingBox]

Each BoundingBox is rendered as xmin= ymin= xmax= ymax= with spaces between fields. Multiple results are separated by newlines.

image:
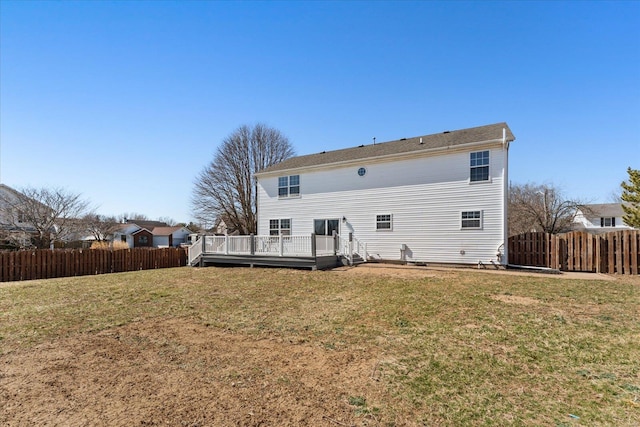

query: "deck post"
xmin=202 ymin=234 xmax=206 ymax=254
xmin=332 ymin=231 xmax=337 ymax=255
xmin=250 ymin=234 xmax=255 ymax=255
xmin=279 ymin=235 xmax=284 ymax=256
xmin=225 ymin=235 xmax=229 ymax=255
xmin=349 ymin=232 xmax=353 ymax=266
xmin=311 ymin=233 xmax=317 ymax=257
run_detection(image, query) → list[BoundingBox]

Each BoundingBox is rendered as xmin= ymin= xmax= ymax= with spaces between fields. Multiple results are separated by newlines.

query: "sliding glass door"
xmin=314 ymin=219 xmax=340 ymax=236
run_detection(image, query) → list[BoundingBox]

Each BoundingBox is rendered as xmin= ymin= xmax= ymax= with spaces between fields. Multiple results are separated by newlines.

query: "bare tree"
xmin=82 ymin=214 xmax=120 ymax=242
xmin=157 ymin=216 xmax=177 ymax=226
xmin=118 ymin=212 xmax=149 ymax=223
xmin=608 ymin=189 xmax=623 ymax=203
xmin=192 ymin=123 xmax=294 ymax=234
xmin=0 ymin=186 xmax=92 ymax=249
xmin=509 ymin=182 xmax=588 ymax=235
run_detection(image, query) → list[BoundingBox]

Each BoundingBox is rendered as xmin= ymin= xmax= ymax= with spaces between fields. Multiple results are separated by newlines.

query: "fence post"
xmin=279 ymin=235 xmax=284 ymax=256
xmin=311 ymin=233 xmax=317 ymax=257
xmin=225 ymin=235 xmax=229 ymax=255
xmin=595 ymin=234 xmax=601 ymax=273
xmin=250 ymin=234 xmax=255 ymax=255
xmin=332 ymin=231 xmax=337 ymax=255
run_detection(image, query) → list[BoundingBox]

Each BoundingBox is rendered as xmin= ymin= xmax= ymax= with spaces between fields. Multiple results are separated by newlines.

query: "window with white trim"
xmin=376 ymin=214 xmax=392 ymax=231
xmin=461 ymin=211 xmax=482 ymax=229
xmin=278 ymin=175 xmax=300 ymax=198
xmin=470 ymin=151 xmax=490 ymax=182
xmin=269 ymin=219 xmax=291 ymax=236
xmin=601 ymin=217 xmax=615 ymax=227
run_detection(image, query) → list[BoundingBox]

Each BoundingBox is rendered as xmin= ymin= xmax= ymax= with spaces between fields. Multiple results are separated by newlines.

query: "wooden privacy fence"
xmin=508 ymin=230 xmax=640 ymax=274
xmin=0 ymin=247 xmax=188 ymax=283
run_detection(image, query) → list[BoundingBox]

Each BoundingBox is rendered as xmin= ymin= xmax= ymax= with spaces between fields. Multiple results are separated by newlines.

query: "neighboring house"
xmin=112 ymin=223 xmax=146 ymax=248
xmin=573 ymin=203 xmax=634 ymax=233
xmin=255 ymin=122 xmax=515 ymax=265
xmin=151 ymin=226 xmax=191 ymax=247
xmin=0 ymin=184 xmax=50 ymax=248
xmin=112 ymin=221 xmax=190 ymax=248
xmin=211 ymin=216 xmax=241 ymax=236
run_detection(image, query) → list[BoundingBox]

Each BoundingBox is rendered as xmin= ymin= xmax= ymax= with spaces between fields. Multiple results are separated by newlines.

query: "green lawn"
xmin=1 ymin=266 xmax=638 ymax=426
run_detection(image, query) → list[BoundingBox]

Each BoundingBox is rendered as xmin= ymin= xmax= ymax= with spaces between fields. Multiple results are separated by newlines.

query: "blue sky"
xmin=1 ymin=1 xmax=638 ymax=223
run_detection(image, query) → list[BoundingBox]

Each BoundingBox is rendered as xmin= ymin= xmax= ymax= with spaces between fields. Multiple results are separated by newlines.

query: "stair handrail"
xmin=188 ymin=235 xmax=203 ymax=265
xmin=339 ymin=233 xmax=368 ymax=265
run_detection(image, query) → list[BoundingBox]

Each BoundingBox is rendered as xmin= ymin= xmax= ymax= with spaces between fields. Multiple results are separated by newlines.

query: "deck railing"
xmin=188 ymin=233 xmax=346 ymax=265
xmin=340 ymin=234 xmax=368 ymax=265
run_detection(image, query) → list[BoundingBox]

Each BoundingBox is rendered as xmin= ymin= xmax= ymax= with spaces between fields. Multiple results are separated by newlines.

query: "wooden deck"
xmin=197 ymin=253 xmax=341 ymax=270
xmin=188 ymin=234 xmax=364 ymax=270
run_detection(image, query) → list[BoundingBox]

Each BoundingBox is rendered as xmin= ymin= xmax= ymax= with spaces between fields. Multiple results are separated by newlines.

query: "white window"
xmin=461 ymin=211 xmax=482 ymax=229
xmin=376 ymin=214 xmax=392 ymax=231
xmin=601 ymin=217 xmax=615 ymax=227
xmin=278 ymin=175 xmax=300 ymax=198
xmin=269 ymin=219 xmax=291 ymax=236
xmin=470 ymin=151 xmax=490 ymax=182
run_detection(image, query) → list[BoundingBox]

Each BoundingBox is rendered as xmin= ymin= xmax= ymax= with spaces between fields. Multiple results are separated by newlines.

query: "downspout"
xmin=501 ymin=128 xmax=510 ymax=265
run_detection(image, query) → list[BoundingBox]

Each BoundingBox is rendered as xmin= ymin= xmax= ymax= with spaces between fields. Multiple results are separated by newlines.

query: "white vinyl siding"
xmin=258 ymin=146 xmax=507 ymax=264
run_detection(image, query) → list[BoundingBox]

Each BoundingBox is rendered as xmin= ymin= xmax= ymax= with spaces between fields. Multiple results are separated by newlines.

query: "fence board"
xmin=508 ymin=230 xmax=639 ymax=275
xmin=0 ymin=247 xmax=188 ymax=283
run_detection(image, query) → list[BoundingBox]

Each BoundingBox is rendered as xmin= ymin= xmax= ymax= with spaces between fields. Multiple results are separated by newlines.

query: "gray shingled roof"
xmin=258 ymin=122 xmax=515 ymax=175
xmin=582 ymin=203 xmax=625 ymax=217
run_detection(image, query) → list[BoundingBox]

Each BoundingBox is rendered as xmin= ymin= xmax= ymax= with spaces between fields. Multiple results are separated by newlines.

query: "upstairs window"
xmin=269 ymin=219 xmax=291 ymax=236
xmin=376 ymin=214 xmax=392 ymax=231
xmin=601 ymin=217 xmax=615 ymax=227
xmin=470 ymin=151 xmax=490 ymax=182
xmin=461 ymin=211 xmax=482 ymax=229
xmin=278 ymin=175 xmax=300 ymax=198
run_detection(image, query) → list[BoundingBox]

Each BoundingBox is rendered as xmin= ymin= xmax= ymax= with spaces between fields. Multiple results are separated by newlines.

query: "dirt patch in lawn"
xmin=1 ymin=318 xmax=390 ymax=427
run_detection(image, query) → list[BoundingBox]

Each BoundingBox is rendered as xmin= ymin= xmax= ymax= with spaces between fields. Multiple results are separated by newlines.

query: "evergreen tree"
xmin=620 ymin=167 xmax=640 ymax=228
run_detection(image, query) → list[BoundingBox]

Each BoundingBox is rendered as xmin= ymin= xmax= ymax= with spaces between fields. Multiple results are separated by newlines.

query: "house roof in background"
xmin=258 ymin=122 xmax=515 ymax=175
xmin=126 ymin=220 xmax=169 ymax=229
xmin=581 ymin=203 xmax=625 ymax=217
xmin=151 ymin=226 xmax=186 ymax=236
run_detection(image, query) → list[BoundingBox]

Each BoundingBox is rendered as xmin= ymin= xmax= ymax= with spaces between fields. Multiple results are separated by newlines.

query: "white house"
xmin=573 ymin=203 xmax=634 ymax=232
xmin=151 ymin=226 xmax=191 ymax=247
xmin=0 ymin=184 xmax=50 ymax=248
xmin=112 ymin=222 xmax=191 ymax=248
xmin=255 ymin=122 xmax=515 ymax=266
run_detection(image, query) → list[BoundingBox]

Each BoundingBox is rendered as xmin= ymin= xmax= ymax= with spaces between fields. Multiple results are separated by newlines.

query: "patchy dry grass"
xmin=1 ymin=266 xmax=639 ymax=426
